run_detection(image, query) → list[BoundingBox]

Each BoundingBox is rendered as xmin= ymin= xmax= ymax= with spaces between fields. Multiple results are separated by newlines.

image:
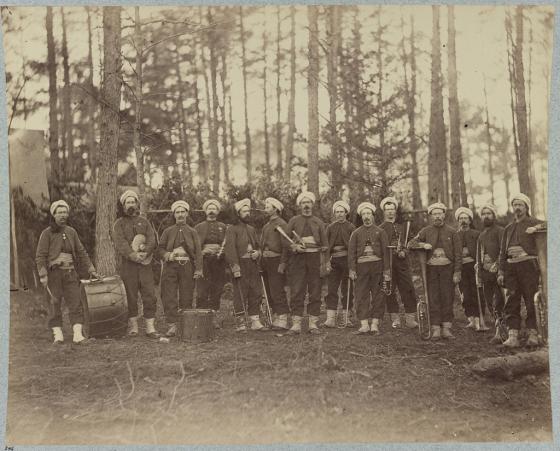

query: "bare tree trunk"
xmin=239 ymin=7 xmax=252 ymax=181
xmin=193 ymin=35 xmax=207 ymax=182
xmin=60 ymin=7 xmax=73 ymax=181
xmin=327 ymin=5 xmax=341 ymax=194
xmin=483 ymin=75 xmax=495 ymax=204
xmin=208 ymin=7 xmax=221 ymax=193
xmin=284 ymin=5 xmax=296 ymax=181
xmin=505 ymin=14 xmax=520 ymax=189
xmin=199 ymin=9 xmax=213 ymax=185
xmin=275 ymin=6 xmax=283 ymax=175
xmin=86 ymin=6 xmax=97 ymax=183
xmin=307 ymin=5 xmax=319 ymax=196
xmin=428 ymin=6 xmax=447 ymax=205
xmin=95 ymin=5 xmax=122 ymax=275
xmin=352 ymin=10 xmax=365 ymax=193
xmin=262 ymin=29 xmax=271 ymax=173
xmin=220 ymin=51 xmax=230 ymax=184
xmin=133 ymin=7 xmax=148 ymax=215
xmin=375 ymin=10 xmax=386 ymax=191
xmin=447 ymin=5 xmax=467 ymax=208
xmin=174 ymin=48 xmax=192 ymax=181
xmin=46 ymin=6 xmax=60 ymax=197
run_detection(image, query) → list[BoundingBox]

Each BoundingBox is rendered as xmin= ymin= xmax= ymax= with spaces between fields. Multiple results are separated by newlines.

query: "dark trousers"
xmin=459 ymin=262 xmax=480 ymax=317
xmin=47 ymin=268 xmax=83 ymax=328
xmin=326 ymin=256 xmax=352 ymax=311
xmin=504 ymin=260 xmax=539 ymax=330
xmin=196 ymin=256 xmax=226 ymax=311
xmin=385 ymin=255 xmax=417 ymax=314
xmin=289 ymin=252 xmax=322 ymax=317
xmin=354 ymin=261 xmax=384 ymax=320
xmin=261 ymin=256 xmax=289 ymax=315
xmin=232 ymin=258 xmax=262 ymax=317
xmin=426 ymin=264 xmax=454 ymax=325
xmin=161 ymin=261 xmax=194 ymax=324
xmin=120 ymin=259 xmax=157 ymax=319
xmin=481 ymin=271 xmax=505 ymax=318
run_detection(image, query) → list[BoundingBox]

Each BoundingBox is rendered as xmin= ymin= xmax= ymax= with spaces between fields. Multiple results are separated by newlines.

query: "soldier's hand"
xmin=290 ymin=243 xmax=304 ymax=253
xmin=250 ymin=250 xmax=261 ymax=261
xmin=193 ymin=270 xmax=203 ymax=279
xmin=497 ymin=274 xmax=505 ymax=287
xmin=233 ymin=270 xmax=242 ymax=278
xmin=526 ymin=226 xmax=536 ymax=235
xmin=40 ymin=275 xmax=48 ymax=287
xmin=383 ymin=273 xmax=391 ymax=282
xmin=453 ymin=272 xmax=461 ymax=285
xmin=277 ymin=263 xmax=286 ymax=274
xmin=137 ymin=252 xmax=148 ymax=261
xmin=490 ymin=262 xmax=498 ymax=273
xmin=423 ymin=243 xmax=432 ymax=250
xmin=349 ymin=270 xmax=357 ymax=281
xmin=397 ymin=250 xmax=406 ymax=259
xmin=89 ymin=270 xmax=101 ymax=280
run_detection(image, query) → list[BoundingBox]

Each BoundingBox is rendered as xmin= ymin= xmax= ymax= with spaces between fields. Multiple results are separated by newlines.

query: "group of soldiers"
xmin=35 ymin=189 xmax=546 ymax=348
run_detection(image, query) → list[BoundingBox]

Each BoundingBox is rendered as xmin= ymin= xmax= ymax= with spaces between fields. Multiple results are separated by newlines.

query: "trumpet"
xmin=534 ymin=228 xmax=548 ymax=345
xmin=410 ymin=245 xmax=431 ymax=340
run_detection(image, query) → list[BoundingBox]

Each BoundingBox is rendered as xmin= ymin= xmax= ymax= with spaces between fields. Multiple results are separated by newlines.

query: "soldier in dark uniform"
xmin=158 ymin=201 xmax=203 ymax=337
xmin=324 ymin=200 xmax=355 ymax=327
xmin=378 ymin=196 xmax=418 ymax=330
xmin=195 ymin=199 xmax=227 ymax=317
xmin=36 ymin=200 xmax=99 ymax=344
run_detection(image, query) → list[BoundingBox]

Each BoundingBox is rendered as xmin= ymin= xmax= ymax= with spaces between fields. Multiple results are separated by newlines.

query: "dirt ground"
xmin=5 ymin=285 xmax=552 ymax=446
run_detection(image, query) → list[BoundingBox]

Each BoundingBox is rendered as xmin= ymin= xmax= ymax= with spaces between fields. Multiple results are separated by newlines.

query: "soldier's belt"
xmin=507 ymin=255 xmax=537 ymax=264
xmin=357 ymin=255 xmax=381 ymax=263
xmin=262 ymin=250 xmax=282 ymax=258
xmin=203 ymin=244 xmax=221 ymax=253
xmin=427 ymin=257 xmax=452 ymax=266
xmin=331 ymin=250 xmax=348 ymax=258
xmin=462 ymin=257 xmax=475 ymax=264
xmin=302 ymin=247 xmax=320 ymax=253
xmin=241 ymin=253 xmax=253 ymax=259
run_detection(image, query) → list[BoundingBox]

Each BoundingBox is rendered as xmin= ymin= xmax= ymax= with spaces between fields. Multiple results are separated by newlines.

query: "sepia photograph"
xmin=2 ymin=3 xmax=554 ymax=446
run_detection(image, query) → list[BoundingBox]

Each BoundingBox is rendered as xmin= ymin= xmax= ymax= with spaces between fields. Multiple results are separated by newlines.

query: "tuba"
xmin=534 ymin=228 xmax=548 ymax=345
xmin=410 ymin=244 xmax=431 ymax=340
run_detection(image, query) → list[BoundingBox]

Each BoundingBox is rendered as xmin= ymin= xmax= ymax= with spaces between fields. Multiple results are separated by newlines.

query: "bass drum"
xmin=80 ymin=275 xmax=128 ymax=338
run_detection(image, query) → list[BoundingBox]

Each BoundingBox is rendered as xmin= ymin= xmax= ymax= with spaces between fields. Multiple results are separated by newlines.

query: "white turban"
xmin=480 ymin=203 xmax=497 ymax=218
xmin=511 ymin=193 xmax=531 ymax=213
xmin=50 ymin=200 xmax=70 ymax=216
xmin=380 ymin=196 xmax=398 ymax=210
xmin=357 ymin=202 xmax=376 ymax=217
xmin=296 ymin=191 xmax=316 ymax=205
xmin=265 ymin=197 xmax=284 ymax=212
xmin=332 ymin=200 xmax=350 ymax=214
xmin=427 ymin=202 xmax=447 ymax=215
xmin=120 ymin=190 xmax=139 ymax=206
xmin=234 ymin=198 xmax=251 ymax=213
xmin=171 ymin=200 xmax=190 ymax=213
xmin=454 ymin=207 xmax=473 ymax=221
xmin=203 ymin=199 xmax=221 ymax=212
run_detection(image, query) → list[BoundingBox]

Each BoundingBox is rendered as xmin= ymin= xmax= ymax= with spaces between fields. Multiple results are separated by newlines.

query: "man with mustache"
xmin=260 ymin=197 xmax=290 ymax=330
xmin=324 ymin=200 xmax=355 ymax=327
xmin=454 ymin=207 xmax=481 ymax=330
xmin=224 ymin=198 xmax=266 ymax=332
xmin=285 ymin=191 xmax=329 ymax=334
xmin=36 ymin=200 xmax=99 ymax=344
xmin=195 ymin=199 xmax=227 ymax=318
xmin=158 ymin=201 xmax=203 ymax=337
xmin=408 ymin=203 xmax=462 ymax=340
xmin=379 ymin=196 xmax=418 ymax=329
xmin=112 ymin=190 xmax=159 ymax=338
xmin=476 ymin=203 xmax=505 ymax=344
xmin=348 ymin=202 xmax=391 ymax=334
xmin=498 ymin=193 xmax=546 ymax=348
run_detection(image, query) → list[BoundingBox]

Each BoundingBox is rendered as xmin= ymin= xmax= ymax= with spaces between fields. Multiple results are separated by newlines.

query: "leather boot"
xmin=323 ymin=310 xmax=337 ymax=328
xmin=503 ymin=329 xmax=520 ymax=348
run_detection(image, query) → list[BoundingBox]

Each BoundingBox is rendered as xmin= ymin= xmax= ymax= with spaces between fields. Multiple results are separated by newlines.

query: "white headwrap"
xmin=427 ymin=202 xmax=447 ymax=215
xmin=265 ymin=197 xmax=284 ymax=212
xmin=332 ymin=200 xmax=350 ymax=214
xmin=171 ymin=200 xmax=190 ymax=213
xmin=357 ymin=202 xmax=376 ymax=217
xmin=50 ymin=200 xmax=70 ymax=216
xmin=511 ymin=193 xmax=531 ymax=213
xmin=120 ymin=190 xmax=139 ymax=206
xmin=380 ymin=196 xmax=399 ymax=210
xmin=454 ymin=207 xmax=473 ymax=221
xmin=296 ymin=191 xmax=316 ymax=205
xmin=234 ymin=198 xmax=251 ymax=213
xmin=480 ymin=203 xmax=497 ymax=218
xmin=203 ymin=199 xmax=221 ymax=212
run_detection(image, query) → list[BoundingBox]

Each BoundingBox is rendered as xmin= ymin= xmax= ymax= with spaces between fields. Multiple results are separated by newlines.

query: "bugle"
xmin=534 ymin=228 xmax=548 ymax=345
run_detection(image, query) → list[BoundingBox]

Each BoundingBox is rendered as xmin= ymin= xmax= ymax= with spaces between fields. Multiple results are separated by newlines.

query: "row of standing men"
xmin=35 ymin=190 xmax=545 ymax=347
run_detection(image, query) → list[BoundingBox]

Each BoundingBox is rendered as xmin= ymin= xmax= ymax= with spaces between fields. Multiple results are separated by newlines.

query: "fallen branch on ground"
xmin=471 ymin=349 xmax=549 ymax=381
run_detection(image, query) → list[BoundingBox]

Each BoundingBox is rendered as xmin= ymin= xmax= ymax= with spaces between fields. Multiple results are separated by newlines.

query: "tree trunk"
xmin=60 ymin=7 xmax=73 ymax=181
xmin=220 ymin=51 xmax=230 ymax=184
xmin=275 ymin=6 xmax=283 ymax=175
xmin=428 ymin=6 xmax=447 ymax=205
xmin=207 ymin=7 xmax=221 ymax=193
xmin=307 ymin=5 xmax=320 ymax=196
xmin=352 ymin=10 xmax=365 ymax=193
xmin=193 ymin=35 xmax=207 ymax=182
xmin=375 ymin=10 xmax=386 ymax=191
xmin=327 ymin=5 xmax=341 ymax=194
xmin=483 ymin=75 xmax=495 ymax=205
xmin=198 ymin=9 xmax=213 ymax=186
xmin=284 ymin=5 xmax=296 ymax=181
xmin=95 ymin=5 xmax=122 ymax=275
xmin=239 ymin=6 xmax=252 ymax=182
xmin=262 ymin=28 xmax=271 ymax=173
xmin=174 ymin=48 xmax=193 ymax=181
xmin=133 ymin=7 xmax=148 ymax=216
xmin=46 ymin=6 xmax=60 ymax=197
xmin=447 ymin=5 xmax=467 ymax=208
xmin=512 ymin=6 xmax=532 ymax=199
xmin=505 ymin=14 xmax=520 ymax=192
xmin=86 ymin=6 xmax=97 ymax=183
